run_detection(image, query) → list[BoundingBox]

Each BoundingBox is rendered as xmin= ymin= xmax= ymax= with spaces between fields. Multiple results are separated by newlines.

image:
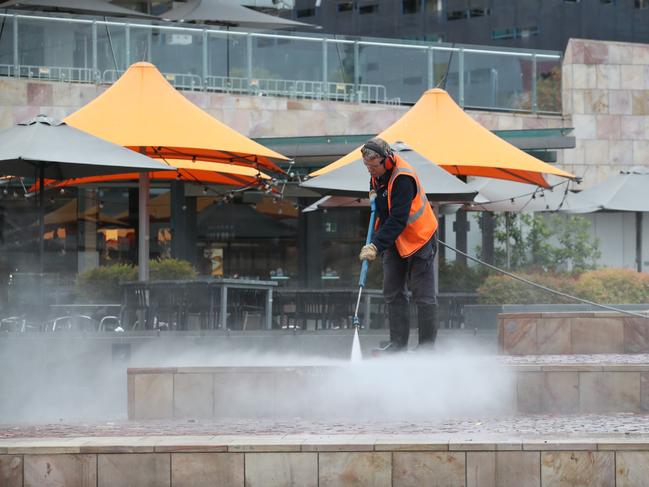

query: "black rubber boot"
xmin=416 ymin=304 xmax=438 ymax=351
xmin=384 ymin=301 xmax=410 ymax=351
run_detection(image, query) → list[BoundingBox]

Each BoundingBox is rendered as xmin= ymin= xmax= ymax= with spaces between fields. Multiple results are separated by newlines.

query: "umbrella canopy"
xmin=561 ymin=167 xmax=649 ymax=214
xmin=65 ymin=61 xmax=289 ymax=280
xmin=65 ymin=62 xmax=287 ymax=174
xmin=0 ymin=116 xmax=173 ymax=179
xmin=163 ymin=0 xmax=314 ymax=29
xmin=37 ymin=159 xmax=270 ymax=191
xmin=0 ymin=115 xmax=172 ymax=273
xmin=301 ymin=142 xmax=478 ymax=202
xmin=312 ymin=88 xmax=575 ymax=188
xmin=0 ymin=0 xmax=155 ymax=18
xmin=465 ymin=177 xmax=579 ymax=212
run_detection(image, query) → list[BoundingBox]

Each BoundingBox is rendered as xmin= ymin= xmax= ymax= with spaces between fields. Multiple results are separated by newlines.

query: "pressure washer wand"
xmin=352 ymin=191 xmax=377 ymax=328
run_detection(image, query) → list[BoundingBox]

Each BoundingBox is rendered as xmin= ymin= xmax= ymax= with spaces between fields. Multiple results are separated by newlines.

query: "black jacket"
xmin=370 ymin=170 xmax=417 ymax=252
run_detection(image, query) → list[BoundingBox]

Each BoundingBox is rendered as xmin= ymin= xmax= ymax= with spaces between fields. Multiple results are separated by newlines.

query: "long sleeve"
xmin=371 ymin=175 xmax=416 ymax=252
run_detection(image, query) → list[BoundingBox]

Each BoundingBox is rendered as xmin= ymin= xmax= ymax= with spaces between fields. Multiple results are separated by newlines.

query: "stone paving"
xmin=499 ymin=353 xmax=649 ymax=364
xmin=3 ymin=414 xmax=649 ymax=441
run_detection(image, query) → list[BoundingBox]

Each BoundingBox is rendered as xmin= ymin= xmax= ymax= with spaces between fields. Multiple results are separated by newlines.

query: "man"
xmin=359 ymin=137 xmax=439 ymax=352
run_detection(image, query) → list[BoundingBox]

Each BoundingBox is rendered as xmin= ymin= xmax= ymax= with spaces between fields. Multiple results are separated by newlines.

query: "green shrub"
xmin=149 ymin=258 xmax=197 ymax=281
xmin=478 ymin=267 xmax=649 ymax=305
xmin=574 ymin=268 xmax=649 ymax=304
xmin=439 ymin=260 xmax=490 ymax=292
xmin=477 ymin=271 xmax=578 ymax=304
xmin=76 ymin=263 xmax=137 ymax=303
xmin=76 ymin=259 xmax=197 ymax=302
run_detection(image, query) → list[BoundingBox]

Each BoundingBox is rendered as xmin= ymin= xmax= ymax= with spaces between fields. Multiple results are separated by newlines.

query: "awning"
xmin=313 ymin=89 xmax=576 ymax=188
xmin=163 ymin=0 xmax=315 ymax=29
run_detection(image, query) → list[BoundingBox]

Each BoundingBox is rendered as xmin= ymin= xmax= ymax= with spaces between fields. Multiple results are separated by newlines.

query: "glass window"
xmin=297 ymin=8 xmax=316 ymax=17
xmin=337 ymin=1 xmax=354 ymax=12
xmin=447 ymin=9 xmax=468 ymax=20
xmin=635 ymin=0 xmax=648 ymax=8
xmin=402 ymin=0 xmax=420 ymax=14
xmin=359 ymin=3 xmax=378 ymax=14
xmin=425 ymin=0 xmax=443 ymax=12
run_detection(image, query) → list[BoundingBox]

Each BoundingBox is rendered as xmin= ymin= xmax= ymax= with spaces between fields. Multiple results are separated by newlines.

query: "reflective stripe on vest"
xmin=387 ymin=156 xmax=438 ymax=258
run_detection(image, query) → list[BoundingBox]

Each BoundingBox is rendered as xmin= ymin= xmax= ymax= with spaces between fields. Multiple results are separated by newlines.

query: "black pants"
xmin=382 ymin=237 xmax=437 ymax=345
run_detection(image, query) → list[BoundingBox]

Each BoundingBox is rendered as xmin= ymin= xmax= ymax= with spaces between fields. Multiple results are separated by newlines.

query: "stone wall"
xmin=562 ymin=38 xmax=649 ymax=186
xmin=3 ymin=439 xmax=649 ymax=487
xmin=498 ymin=311 xmax=649 ymax=355
xmin=0 ymin=78 xmax=568 ymax=138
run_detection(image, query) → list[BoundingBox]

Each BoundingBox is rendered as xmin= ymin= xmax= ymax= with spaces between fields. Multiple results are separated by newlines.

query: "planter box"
xmin=498 ymin=310 xmax=649 ymax=355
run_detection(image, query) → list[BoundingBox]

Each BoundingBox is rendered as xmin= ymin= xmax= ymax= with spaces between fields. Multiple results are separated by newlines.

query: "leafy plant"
xmin=477 ymin=271 xmax=578 ymax=304
xmin=76 ymin=263 xmax=137 ymax=303
xmin=76 ymin=258 xmax=197 ymax=302
xmin=574 ymin=268 xmax=649 ymax=304
xmin=149 ymin=258 xmax=197 ymax=281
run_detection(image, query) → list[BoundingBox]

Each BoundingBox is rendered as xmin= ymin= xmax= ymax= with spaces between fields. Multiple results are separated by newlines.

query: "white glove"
xmin=359 ymin=243 xmax=378 ymax=261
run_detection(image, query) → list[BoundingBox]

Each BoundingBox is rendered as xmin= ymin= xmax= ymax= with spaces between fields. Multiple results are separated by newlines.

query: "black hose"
xmin=438 ymin=239 xmax=649 ymax=320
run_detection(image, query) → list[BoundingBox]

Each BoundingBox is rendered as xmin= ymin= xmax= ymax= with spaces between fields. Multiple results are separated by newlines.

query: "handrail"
xmin=0 ymin=10 xmax=563 ymax=112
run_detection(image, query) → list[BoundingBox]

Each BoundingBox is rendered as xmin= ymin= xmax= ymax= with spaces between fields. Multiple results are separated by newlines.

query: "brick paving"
xmin=2 ymin=414 xmax=649 ymax=440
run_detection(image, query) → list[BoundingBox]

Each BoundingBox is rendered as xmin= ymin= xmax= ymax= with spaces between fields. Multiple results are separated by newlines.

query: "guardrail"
xmin=0 ymin=11 xmax=562 ymax=112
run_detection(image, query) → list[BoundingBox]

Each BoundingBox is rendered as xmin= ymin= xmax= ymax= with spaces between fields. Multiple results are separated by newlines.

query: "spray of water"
xmin=350 ymin=327 xmax=363 ymax=362
xmin=0 ymin=335 xmax=513 ymax=423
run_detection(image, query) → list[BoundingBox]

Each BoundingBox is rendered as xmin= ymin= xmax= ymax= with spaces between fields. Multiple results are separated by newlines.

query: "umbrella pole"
xmin=138 ymin=171 xmax=150 ymax=281
xmin=39 ymin=165 xmax=45 ymax=275
xmin=637 ymin=211 xmax=643 ymax=273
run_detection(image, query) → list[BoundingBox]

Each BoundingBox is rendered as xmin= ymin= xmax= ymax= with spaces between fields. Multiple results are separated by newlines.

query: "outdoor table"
xmin=120 ymin=279 xmax=277 ymax=330
xmin=207 ymin=278 xmax=277 ymax=330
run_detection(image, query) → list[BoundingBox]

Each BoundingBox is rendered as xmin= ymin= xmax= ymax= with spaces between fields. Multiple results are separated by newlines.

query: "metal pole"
xmin=427 ymin=47 xmax=434 ymax=89
xmin=202 ymin=29 xmax=208 ymax=89
xmin=353 ymin=41 xmax=360 ymax=102
xmin=125 ymin=23 xmax=130 ymax=68
xmin=458 ymin=48 xmax=464 ymax=108
xmin=138 ymin=147 xmax=150 ymax=281
xmin=12 ymin=15 xmax=18 ymax=77
xmin=637 ymin=212 xmax=643 ymax=273
xmin=39 ymin=166 xmax=44 ymax=274
xmin=531 ymin=53 xmax=538 ymax=113
xmin=322 ymin=39 xmax=327 ymax=99
xmin=92 ymin=22 xmax=98 ymax=82
xmin=246 ymin=33 xmax=252 ymax=85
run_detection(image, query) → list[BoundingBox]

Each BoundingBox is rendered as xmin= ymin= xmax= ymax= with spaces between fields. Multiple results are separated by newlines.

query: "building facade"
xmin=287 ymin=0 xmax=649 ymax=51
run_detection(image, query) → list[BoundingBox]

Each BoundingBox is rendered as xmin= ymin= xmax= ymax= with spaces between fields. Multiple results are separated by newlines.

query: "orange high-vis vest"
xmin=373 ymin=155 xmax=438 ymax=258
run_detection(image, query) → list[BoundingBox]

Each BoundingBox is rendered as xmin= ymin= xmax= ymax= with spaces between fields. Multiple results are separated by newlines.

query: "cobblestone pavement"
xmin=499 ymin=354 xmax=649 ymax=365
xmin=3 ymin=414 xmax=649 ymax=440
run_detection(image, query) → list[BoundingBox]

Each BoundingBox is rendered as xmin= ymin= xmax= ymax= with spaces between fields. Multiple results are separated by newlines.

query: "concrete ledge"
xmin=128 ymin=363 xmax=649 ymax=418
xmin=498 ymin=311 xmax=649 ymax=355
xmin=2 ymin=437 xmax=649 ymax=486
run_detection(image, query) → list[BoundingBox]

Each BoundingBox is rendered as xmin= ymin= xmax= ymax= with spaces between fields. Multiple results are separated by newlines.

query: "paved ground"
xmin=499 ymin=354 xmax=649 ymax=365
xmin=3 ymin=414 xmax=649 ymax=440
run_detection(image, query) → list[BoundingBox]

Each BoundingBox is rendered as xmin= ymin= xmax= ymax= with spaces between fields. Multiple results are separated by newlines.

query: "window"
xmin=359 ymin=3 xmax=378 ymax=14
xmin=600 ymin=0 xmax=615 ymax=4
xmin=563 ymin=0 xmax=579 ymax=3
xmin=517 ymin=25 xmax=540 ymax=38
xmin=425 ymin=0 xmax=443 ymax=12
xmin=337 ymin=1 xmax=353 ymax=12
xmin=491 ymin=27 xmax=516 ymax=40
xmin=635 ymin=0 xmax=648 ymax=8
xmin=447 ymin=9 xmax=468 ymax=20
xmin=402 ymin=0 xmax=420 ymax=14
xmin=297 ymin=8 xmax=316 ymax=17
xmin=469 ymin=7 xmax=490 ymax=17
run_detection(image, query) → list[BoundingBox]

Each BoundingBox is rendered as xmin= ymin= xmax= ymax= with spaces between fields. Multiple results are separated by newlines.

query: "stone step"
xmin=498 ymin=311 xmax=649 ymax=355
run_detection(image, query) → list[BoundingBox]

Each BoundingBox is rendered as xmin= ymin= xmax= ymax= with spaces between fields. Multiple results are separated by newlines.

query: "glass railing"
xmin=0 ymin=11 xmax=562 ymax=113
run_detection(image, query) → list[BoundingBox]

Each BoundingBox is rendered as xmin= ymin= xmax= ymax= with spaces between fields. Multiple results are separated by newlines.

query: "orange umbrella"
xmin=311 ymin=88 xmax=575 ymax=188
xmin=64 ymin=62 xmax=288 ymax=279
xmin=37 ymin=160 xmax=270 ymax=190
xmin=65 ymin=62 xmax=287 ymax=173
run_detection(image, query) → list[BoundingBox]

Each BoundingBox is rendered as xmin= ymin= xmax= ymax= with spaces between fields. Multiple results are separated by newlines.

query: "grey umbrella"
xmin=561 ymin=166 xmax=649 ymax=271
xmin=0 ymin=115 xmax=173 ymax=272
xmin=0 ymin=0 xmax=156 ymax=18
xmin=300 ymin=142 xmax=479 ymax=202
xmin=465 ymin=177 xmax=580 ymax=213
xmin=163 ymin=0 xmax=314 ymax=29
